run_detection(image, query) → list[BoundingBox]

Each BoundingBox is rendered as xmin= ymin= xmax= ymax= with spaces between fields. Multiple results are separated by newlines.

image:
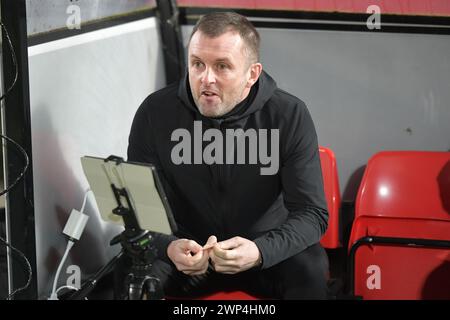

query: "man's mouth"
xmin=201 ymin=90 xmax=218 ymax=97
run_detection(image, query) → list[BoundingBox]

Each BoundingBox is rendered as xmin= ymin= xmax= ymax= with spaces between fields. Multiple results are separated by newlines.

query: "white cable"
xmin=48 ymin=189 xmax=91 ymax=300
xmin=49 ymin=240 xmax=75 ymax=300
xmin=80 ymin=189 xmax=92 ymax=213
xmin=55 ymin=285 xmax=88 ymax=300
xmin=56 ymin=285 xmax=78 ymax=295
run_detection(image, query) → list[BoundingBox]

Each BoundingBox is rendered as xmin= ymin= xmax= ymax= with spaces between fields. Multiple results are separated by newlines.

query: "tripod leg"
xmin=142 ymin=276 xmax=164 ymax=300
xmin=124 ymin=273 xmax=145 ymax=300
xmin=129 ymin=282 xmax=144 ymax=300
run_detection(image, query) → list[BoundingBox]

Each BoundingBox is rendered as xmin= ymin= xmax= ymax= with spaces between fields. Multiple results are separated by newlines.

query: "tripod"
xmin=68 ymin=229 xmax=163 ymax=300
xmin=70 ymin=156 xmax=165 ymax=300
xmin=111 ymin=229 xmax=163 ymax=300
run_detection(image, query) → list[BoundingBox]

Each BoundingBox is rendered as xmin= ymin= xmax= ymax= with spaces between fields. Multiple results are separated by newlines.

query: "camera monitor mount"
xmin=70 ymin=155 xmax=177 ymax=300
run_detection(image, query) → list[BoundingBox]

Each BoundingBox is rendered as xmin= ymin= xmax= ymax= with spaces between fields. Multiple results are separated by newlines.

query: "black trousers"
xmin=115 ymin=242 xmax=329 ymax=300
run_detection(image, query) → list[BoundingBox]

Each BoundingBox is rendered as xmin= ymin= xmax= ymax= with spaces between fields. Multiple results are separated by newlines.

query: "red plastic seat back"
xmin=319 ymin=146 xmax=341 ymax=248
xmin=355 ymin=151 xmax=450 ymax=221
xmin=350 ymin=216 xmax=450 ymax=299
xmin=350 ymin=151 xmax=450 ymax=299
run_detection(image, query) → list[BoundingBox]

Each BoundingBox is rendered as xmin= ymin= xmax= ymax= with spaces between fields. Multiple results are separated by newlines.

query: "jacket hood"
xmin=177 ymin=70 xmax=277 ymax=124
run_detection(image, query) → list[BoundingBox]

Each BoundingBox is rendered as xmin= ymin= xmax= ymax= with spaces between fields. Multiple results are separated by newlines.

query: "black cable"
xmin=0 ymin=21 xmax=18 ymax=102
xmin=0 ymin=18 xmax=29 ymax=196
xmin=0 ymin=235 xmax=32 ymax=300
xmin=0 ymin=19 xmax=28 ymax=196
xmin=0 ymin=20 xmax=32 ymax=299
xmin=0 ymin=134 xmax=29 ymax=197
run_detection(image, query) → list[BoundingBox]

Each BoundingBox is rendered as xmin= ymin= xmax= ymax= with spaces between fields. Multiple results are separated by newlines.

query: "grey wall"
xmin=26 ymin=0 xmax=155 ymax=36
xmin=28 ymin=17 xmax=165 ymax=298
xmin=258 ymin=28 xmax=450 ymax=200
xmin=183 ymin=26 xmax=450 ymax=201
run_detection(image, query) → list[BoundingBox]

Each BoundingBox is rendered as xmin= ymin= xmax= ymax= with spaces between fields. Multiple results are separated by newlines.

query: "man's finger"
xmin=217 ymin=237 xmax=242 ymax=250
xmin=202 ymin=243 xmax=214 ymax=250
xmin=211 ymin=245 xmax=237 ymax=260
xmin=184 ymin=239 xmax=203 ymax=255
xmin=211 ymin=254 xmax=238 ymax=267
xmin=177 ymin=250 xmax=208 ymax=271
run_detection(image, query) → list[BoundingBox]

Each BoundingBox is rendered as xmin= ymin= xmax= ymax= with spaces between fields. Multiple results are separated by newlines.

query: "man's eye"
xmin=193 ymin=61 xmax=203 ymax=68
xmin=217 ymin=63 xmax=228 ymax=70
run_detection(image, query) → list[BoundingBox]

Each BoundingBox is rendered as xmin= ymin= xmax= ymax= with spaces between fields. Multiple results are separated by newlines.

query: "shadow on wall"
xmin=437 ymin=160 xmax=450 ymax=215
xmin=32 ymin=108 xmax=119 ymax=298
xmin=342 ymin=165 xmax=366 ymax=202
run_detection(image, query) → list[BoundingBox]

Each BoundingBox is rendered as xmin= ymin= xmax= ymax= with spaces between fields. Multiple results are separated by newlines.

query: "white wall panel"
xmin=28 ymin=17 xmax=165 ymax=298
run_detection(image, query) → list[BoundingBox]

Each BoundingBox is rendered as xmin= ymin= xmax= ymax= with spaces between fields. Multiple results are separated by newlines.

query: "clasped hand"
xmin=167 ymin=236 xmax=261 ymax=275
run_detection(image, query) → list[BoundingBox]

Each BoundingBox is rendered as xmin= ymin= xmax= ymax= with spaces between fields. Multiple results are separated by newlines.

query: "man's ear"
xmin=246 ymin=63 xmax=262 ymax=88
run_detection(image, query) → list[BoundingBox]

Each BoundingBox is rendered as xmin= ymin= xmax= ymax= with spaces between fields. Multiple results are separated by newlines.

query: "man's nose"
xmin=201 ymin=67 xmax=216 ymax=85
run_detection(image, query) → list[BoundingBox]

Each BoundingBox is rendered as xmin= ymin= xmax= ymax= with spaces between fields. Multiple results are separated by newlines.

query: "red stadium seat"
xmin=199 ymin=291 xmax=259 ymax=300
xmin=348 ymin=151 xmax=450 ymax=299
xmin=319 ymin=146 xmax=341 ymax=249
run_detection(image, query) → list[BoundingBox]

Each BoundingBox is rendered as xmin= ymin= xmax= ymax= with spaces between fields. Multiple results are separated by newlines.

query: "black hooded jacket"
xmin=127 ymin=71 xmax=328 ymax=269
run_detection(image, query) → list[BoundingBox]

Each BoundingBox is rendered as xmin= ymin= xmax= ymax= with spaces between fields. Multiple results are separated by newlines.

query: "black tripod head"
xmin=110 ymin=229 xmax=163 ymax=300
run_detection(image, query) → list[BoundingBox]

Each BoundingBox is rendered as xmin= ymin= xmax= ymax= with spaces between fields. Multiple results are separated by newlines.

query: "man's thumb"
xmin=203 ymin=235 xmax=217 ymax=249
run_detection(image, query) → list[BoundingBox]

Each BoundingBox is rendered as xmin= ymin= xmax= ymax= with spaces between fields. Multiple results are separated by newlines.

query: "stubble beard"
xmin=193 ymin=83 xmax=248 ymax=118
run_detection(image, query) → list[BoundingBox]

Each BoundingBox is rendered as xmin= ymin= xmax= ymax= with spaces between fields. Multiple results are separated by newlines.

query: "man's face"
xmin=188 ymin=30 xmax=261 ymax=118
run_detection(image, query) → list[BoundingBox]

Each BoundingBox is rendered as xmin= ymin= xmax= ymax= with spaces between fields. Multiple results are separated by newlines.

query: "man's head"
xmin=188 ymin=12 xmax=262 ymax=118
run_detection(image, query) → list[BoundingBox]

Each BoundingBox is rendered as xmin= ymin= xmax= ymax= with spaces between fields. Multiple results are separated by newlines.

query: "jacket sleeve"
xmin=253 ymin=101 xmax=328 ymax=269
xmin=127 ymin=101 xmax=178 ymax=264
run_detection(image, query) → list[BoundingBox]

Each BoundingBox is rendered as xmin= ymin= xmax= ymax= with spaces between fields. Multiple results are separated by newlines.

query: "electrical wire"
xmin=49 ymin=241 xmax=74 ymax=300
xmin=0 ymin=134 xmax=29 ymax=197
xmin=0 ymin=21 xmax=32 ymax=300
xmin=49 ymin=189 xmax=92 ymax=300
xmin=55 ymin=285 xmax=88 ymax=300
xmin=80 ymin=189 xmax=92 ymax=213
xmin=56 ymin=285 xmax=78 ymax=295
xmin=0 ymin=21 xmax=18 ymax=102
xmin=0 ymin=235 xmax=32 ymax=300
xmin=0 ymin=20 xmax=29 ymax=197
